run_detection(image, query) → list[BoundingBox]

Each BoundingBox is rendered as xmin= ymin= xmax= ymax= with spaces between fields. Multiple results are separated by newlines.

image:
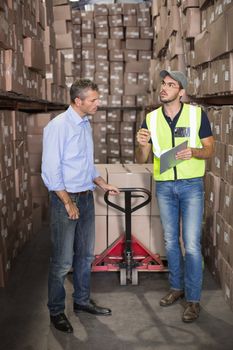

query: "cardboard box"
xmin=107 ymin=110 xmax=121 ymax=122
xmin=94 ymin=164 xmax=107 ymax=215
xmin=108 ymin=4 xmax=122 ymax=16
xmin=216 ymin=212 xmax=224 ymax=252
xmin=106 ymin=164 xmax=151 ymax=216
xmin=122 ymin=96 xmax=136 ymax=107
xmin=53 ymin=5 xmax=71 ymax=21
xmin=108 ymin=95 xmax=121 ymax=107
xmin=121 ymin=146 xmax=134 ymax=158
xmin=126 ymin=39 xmax=152 ymax=50
xmin=126 ymin=27 xmax=140 ymax=39
xmin=109 ymin=49 xmax=124 ymax=61
xmin=226 ymin=145 xmax=233 ymax=185
xmin=181 ymin=0 xmax=199 ymax=12
xmin=94 ymin=4 xmax=108 ymax=16
xmin=27 ymin=113 xmax=52 ymax=134
xmin=221 ymin=106 xmax=233 ymax=145
xmin=123 ymin=15 xmax=137 ymax=27
xmin=94 ymin=216 xmax=107 ymax=255
xmin=110 ymin=27 xmax=124 ymax=40
xmin=212 ymin=141 xmax=226 ymax=178
xmin=56 ymin=33 xmax=73 ymax=49
xmin=27 ymin=134 xmax=43 ymax=154
xmin=140 ymin=26 xmax=153 ymax=39
xmin=124 ymin=83 xmax=147 ymax=96
xmin=218 ymin=53 xmax=233 ymax=93
xmin=95 ymin=38 xmax=108 ymax=49
xmin=226 ymin=5 xmax=233 ymax=52
xmin=82 ymin=48 xmax=94 ymax=60
xmin=209 ymin=13 xmax=228 ymax=60
xmin=108 ymin=15 xmax=123 ymax=27
xmin=95 ymin=27 xmax=109 ymax=39
xmin=108 ymin=215 xmax=151 ymax=249
xmin=82 ymin=19 xmax=94 ymax=33
xmin=23 ymin=37 xmax=46 ymax=74
xmin=107 ymin=134 xmax=120 ymax=146
xmin=184 ymin=8 xmax=201 ymax=39
xmin=120 ymin=133 xmax=134 ymax=146
xmin=222 ymin=221 xmax=232 ymax=266
xmin=125 ymin=61 xmax=149 ymax=73
xmin=194 ymin=30 xmax=211 ymax=66
xmin=205 ymin=172 xmax=221 ymax=212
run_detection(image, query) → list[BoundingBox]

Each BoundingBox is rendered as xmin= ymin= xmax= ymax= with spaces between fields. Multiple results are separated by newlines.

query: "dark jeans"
xmin=48 ymin=191 xmax=95 ymax=316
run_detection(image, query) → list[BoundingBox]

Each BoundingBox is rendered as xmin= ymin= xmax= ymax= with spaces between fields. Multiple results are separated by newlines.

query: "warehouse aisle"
xmin=0 ymin=226 xmax=233 ymax=350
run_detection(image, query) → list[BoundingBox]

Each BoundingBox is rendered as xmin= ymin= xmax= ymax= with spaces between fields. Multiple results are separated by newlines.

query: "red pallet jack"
xmin=92 ymin=188 xmax=168 ymax=285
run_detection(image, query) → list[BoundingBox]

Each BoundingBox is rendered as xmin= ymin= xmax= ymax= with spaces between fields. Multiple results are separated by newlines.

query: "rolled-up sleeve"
xmin=41 ymin=122 xmax=65 ymax=191
xmin=92 ymin=165 xmax=100 ymax=181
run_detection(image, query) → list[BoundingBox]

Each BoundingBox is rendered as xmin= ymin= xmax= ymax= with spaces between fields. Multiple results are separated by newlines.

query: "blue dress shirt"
xmin=41 ymin=105 xmax=100 ymax=192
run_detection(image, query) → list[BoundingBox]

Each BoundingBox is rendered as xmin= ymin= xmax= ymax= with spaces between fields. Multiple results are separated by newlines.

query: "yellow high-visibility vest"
xmin=146 ymin=103 xmax=205 ymax=181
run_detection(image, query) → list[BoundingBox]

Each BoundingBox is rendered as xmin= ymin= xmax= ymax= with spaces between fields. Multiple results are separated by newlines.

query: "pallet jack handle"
xmin=104 ymin=187 xmax=151 ymax=213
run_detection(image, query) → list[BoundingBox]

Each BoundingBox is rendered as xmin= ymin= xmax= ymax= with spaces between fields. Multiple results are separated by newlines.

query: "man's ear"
xmin=74 ymin=97 xmax=82 ymax=107
xmin=179 ymin=89 xmax=185 ymax=98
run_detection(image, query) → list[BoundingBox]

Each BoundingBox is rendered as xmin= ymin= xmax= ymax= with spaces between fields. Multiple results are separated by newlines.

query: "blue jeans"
xmin=156 ymin=178 xmax=204 ymax=302
xmin=48 ymin=191 xmax=95 ymax=316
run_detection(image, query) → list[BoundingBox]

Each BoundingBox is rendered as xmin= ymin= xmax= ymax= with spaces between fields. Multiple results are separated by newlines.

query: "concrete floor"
xmin=1 ymin=226 xmax=233 ymax=350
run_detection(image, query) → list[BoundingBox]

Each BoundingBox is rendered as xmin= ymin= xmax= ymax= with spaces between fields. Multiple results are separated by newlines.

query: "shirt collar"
xmin=162 ymin=103 xmax=184 ymax=123
xmin=67 ymin=105 xmax=89 ymax=125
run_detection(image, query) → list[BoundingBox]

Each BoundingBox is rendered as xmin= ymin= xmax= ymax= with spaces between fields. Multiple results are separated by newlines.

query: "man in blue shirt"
xmin=42 ymin=79 xmax=119 ymax=333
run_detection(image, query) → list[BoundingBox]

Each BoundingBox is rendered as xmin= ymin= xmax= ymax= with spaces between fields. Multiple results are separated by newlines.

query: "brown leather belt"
xmin=67 ymin=190 xmax=90 ymax=195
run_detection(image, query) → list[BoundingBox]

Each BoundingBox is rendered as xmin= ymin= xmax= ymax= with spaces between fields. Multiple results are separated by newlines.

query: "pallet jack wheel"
xmin=131 ymin=268 xmax=138 ymax=285
xmin=120 ymin=268 xmax=127 ymax=285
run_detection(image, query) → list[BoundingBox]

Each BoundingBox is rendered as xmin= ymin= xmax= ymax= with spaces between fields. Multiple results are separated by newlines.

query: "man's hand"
xmin=102 ymin=183 xmax=120 ymax=196
xmin=176 ymin=136 xmax=214 ymax=161
xmin=94 ymin=176 xmax=120 ymax=195
xmin=136 ymin=128 xmax=151 ymax=146
xmin=135 ymin=128 xmax=152 ymax=164
xmin=65 ymin=201 xmax=80 ymax=220
xmin=176 ymin=147 xmax=192 ymax=160
xmin=55 ymin=190 xmax=80 ymax=220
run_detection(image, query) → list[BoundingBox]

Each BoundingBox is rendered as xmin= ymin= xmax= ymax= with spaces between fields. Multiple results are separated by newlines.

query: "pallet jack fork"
xmin=92 ymin=188 xmax=167 ymax=285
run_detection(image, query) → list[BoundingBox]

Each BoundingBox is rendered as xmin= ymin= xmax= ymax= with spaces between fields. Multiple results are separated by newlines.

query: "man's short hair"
xmin=70 ymin=79 xmax=99 ymax=102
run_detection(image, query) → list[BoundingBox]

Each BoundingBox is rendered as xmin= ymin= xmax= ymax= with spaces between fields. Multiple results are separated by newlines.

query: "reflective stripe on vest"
xmin=189 ymin=104 xmax=197 ymax=147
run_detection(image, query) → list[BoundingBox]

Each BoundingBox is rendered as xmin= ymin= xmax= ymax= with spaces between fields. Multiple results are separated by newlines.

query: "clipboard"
xmin=160 ymin=141 xmax=188 ymax=174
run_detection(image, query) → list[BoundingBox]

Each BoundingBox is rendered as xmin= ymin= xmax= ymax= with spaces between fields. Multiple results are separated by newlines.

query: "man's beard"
xmin=160 ymin=94 xmax=179 ymax=104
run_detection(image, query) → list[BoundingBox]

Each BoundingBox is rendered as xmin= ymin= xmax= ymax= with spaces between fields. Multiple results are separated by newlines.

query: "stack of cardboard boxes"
xmin=0 ymin=110 xmax=33 ymax=287
xmin=204 ymin=104 xmax=233 ymax=311
xmin=0 ymin=0 xmax=69 ymax=103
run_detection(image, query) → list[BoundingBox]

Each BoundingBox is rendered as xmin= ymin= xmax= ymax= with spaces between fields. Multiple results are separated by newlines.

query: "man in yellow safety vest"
xmin=136 ymin=70 xmax=214 ymax=323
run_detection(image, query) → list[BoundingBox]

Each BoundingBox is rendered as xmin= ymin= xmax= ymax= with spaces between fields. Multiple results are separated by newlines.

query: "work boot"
xmin=182 ymin=302 xmax=200 ymax=323
xmin=160 ymin=289 xmax=184 ymax=307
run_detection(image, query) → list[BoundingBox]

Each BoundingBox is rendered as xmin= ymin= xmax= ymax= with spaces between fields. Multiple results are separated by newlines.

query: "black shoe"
xmin=74 ymin=300 xmax=112 ymax=316
xmin=50 ymin=313 xmax=73 ymax=333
